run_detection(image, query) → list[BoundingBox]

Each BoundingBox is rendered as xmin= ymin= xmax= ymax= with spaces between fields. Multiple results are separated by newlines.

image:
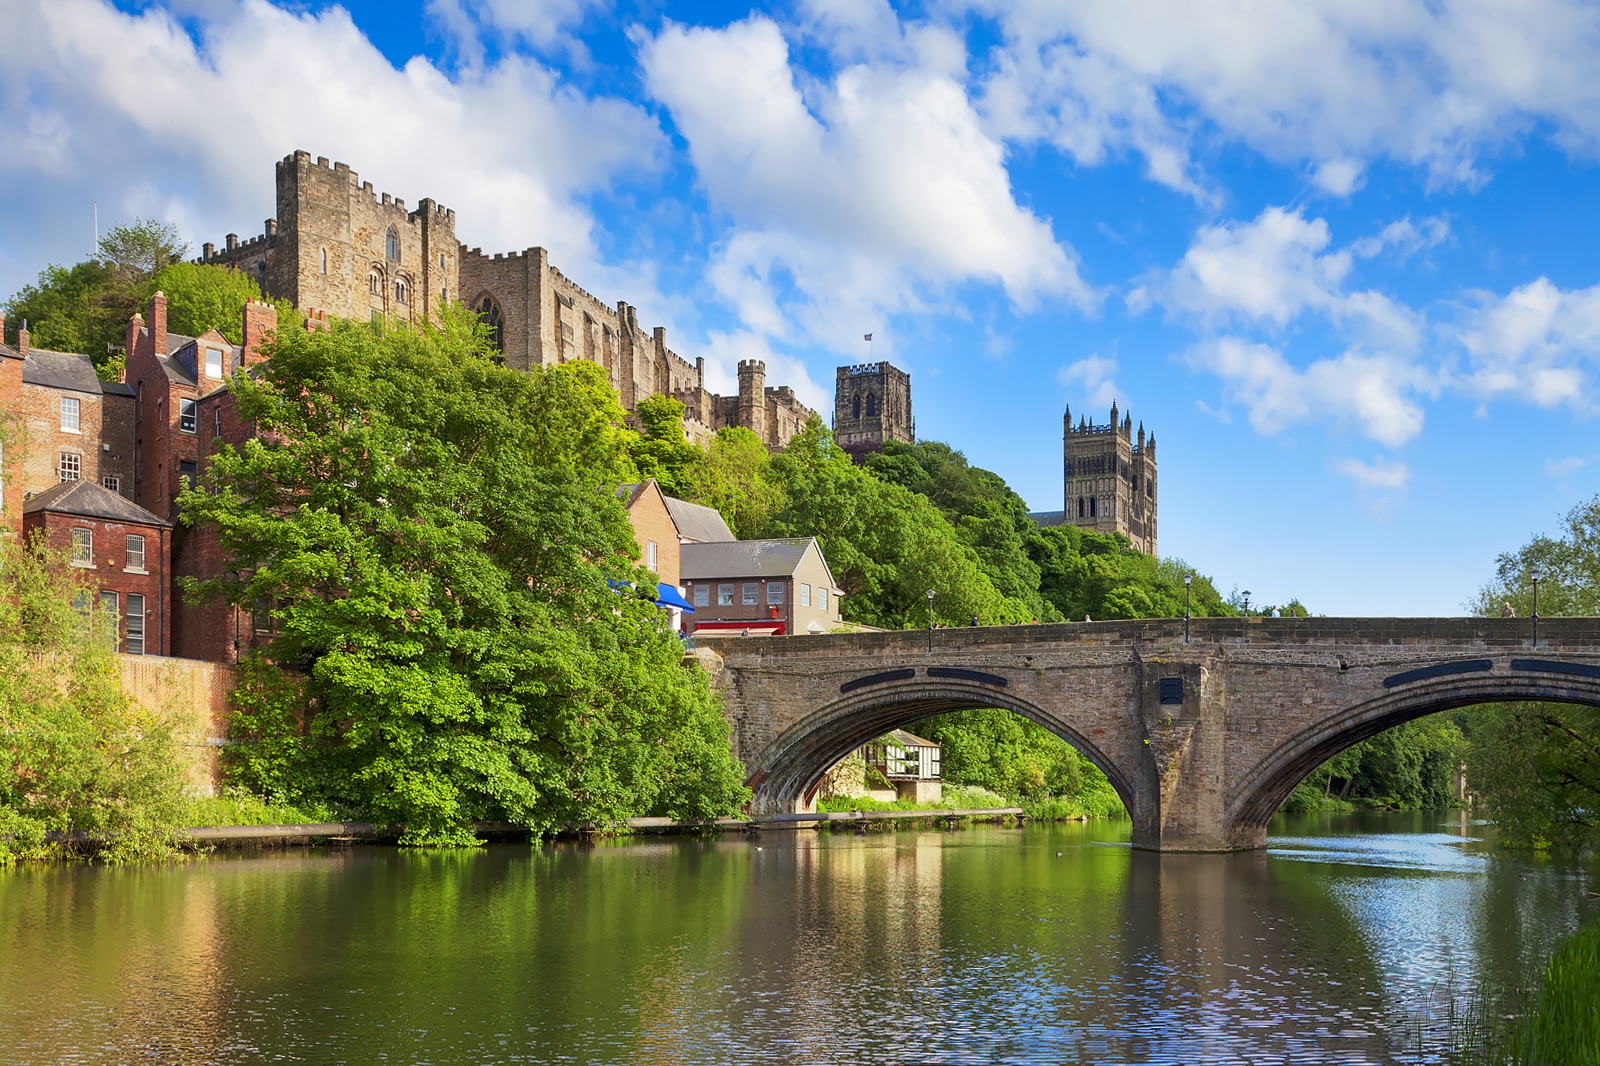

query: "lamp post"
xmin=1530 ymin=567 xmax=1543 ymax=648
xmin=926 ymin=588 xmax=935 ymax=653
xmin=1177 ymin=573 xmax=1190 ymax=640
xmin=1241 ymin=590 xmax=1252 ymax=616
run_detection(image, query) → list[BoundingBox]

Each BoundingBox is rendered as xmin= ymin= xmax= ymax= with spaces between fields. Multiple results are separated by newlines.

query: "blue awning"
xmin=653 ymin=583 xmax=695 ymax=613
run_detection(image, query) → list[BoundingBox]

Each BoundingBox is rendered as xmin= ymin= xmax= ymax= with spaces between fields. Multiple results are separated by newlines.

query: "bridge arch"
xmin=1227 ymin=670 xmax=1600 ymax=842
xmin=745 ymin=677 xmax=1138 ymax=819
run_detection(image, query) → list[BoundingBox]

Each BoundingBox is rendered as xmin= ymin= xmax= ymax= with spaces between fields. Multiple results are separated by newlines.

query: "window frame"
xmin=59 ymin=451 xmax=81 ymax=482
xmin=125 ymin=533 xmax=146 ymax=573
xmin=102 ymin=475 xmax=120 ymax=493
xmin=800 ymin=583 xmax=812 ymax=607
xmin=692 ymin=584 xmax=709 ymax=608
xmin=742 ymin=582 xmax=760 ymax=606
xmin=71 ymin=527 xmax=93 ymax=568
xmin=205 ymin=346 xmax=224 ymax=379
xmin=819 ymin=586 xmax=829 ymax=610
xmin=717 ymin=583 xmax=735 ymax=607
xmin=645 ymin=540 xmax=658 ymax=572
xmin=60 ymin=396 xmax=81 ymax=433
xmin=766 ymin=582 xmax=785 ymax=605
xmin=125 ymin=593 xmax=146 ymax=655
xmin=178 ymin=398 xmax=197 ymax=434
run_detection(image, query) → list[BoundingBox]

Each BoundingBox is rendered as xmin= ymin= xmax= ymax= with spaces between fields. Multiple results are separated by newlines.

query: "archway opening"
xmin=472 ymin=293 xmax=504 ymax=356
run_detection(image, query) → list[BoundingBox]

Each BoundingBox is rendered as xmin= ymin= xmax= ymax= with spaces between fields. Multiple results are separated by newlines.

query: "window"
xmin=321 ymin=248 xmax=328 ymax=274
xmin=475 ymin=295 xmax=505 ymax=352
xmin=851 ymin=395 xmax=861 ymax=419
xmin=819 ymin=587 xmax=829 ymax=610
xmin=102 ymin=475 xmax=120 ymax=493
xmin=206 ymin=347 xmax=224 ymax=379
xmin=179 ymin=460 xmax=197 ymax=488
xmin=125 ymin=594 xmax=146 ymax=655
xmin=1077 ymin=497 xmax=1084 ymax=518
xmin=179 ymin=398 xmax=197 ymax=433
xmin=59 ymin=452 xmax=81 ymax=482
xmin=767 ymin=583 xmax=784 ymax=605
xmin=645 ymin=540 xmax=658 ymax=572
xmin=394 ymin=278 xmax=409 ymax=305
xmin=99 ymin=589 xmax=119 ymax=625
xmin=125 ymin=534 xmax=146 ymax=572
xmin=692 ymin=584 xmax=710 ymax=608
xmin=71 ymin=527 xmax=93 ymax=567
xmin=1089 ymin=497 xmax=1097 ymax=517
xmin=369 ymin=272 xmax=382 ymax=296
xmin=717 ymin=583 xmax=735 ymax=606
xmin=214 ymin=407 xmax=222 ymax=436
xmin=60 ymin=396 xmax=80 ymax=432
xmin=386 ymin=225 xmax=400 ymax=261
xmin=866 ymin=392 xmax=878 ymax=417
xmin=742 ymin=582 xmax=760 ymax=606
xmin=439 ymin=253 xmax=446 ymax=268
xmin=800 ymin=583 xmax=812 ymax=607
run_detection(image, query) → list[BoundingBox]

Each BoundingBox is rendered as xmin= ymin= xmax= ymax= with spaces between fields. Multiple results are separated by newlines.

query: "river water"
xmin=2 ymin=813 xmax=1596 ymax=1065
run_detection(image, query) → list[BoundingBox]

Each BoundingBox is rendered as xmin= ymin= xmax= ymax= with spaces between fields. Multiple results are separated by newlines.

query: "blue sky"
xmin=4 ymin=0 xmax=1600 ymax=615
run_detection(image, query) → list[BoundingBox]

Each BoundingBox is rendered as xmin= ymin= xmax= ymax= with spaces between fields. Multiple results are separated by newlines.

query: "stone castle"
xmin=1030 ymin=401 xmax=1158 ymax=555
xmin=202 ymin=150 xmax=814 ymax=448
xmin=832 ymin=361 xmax=914 ymax=460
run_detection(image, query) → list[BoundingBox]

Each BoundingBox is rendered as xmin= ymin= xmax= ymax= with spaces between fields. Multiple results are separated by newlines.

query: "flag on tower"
xmin=864 ymin=333 xmax=872 ymax=342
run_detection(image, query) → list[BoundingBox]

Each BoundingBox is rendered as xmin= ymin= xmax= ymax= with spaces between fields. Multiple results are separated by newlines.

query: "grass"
xmin=177 ymin=789 xmax=325 ymax=828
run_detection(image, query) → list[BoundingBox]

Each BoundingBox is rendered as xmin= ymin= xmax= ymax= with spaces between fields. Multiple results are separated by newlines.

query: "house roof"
xmin=21 ymin=347 xmax=135 ymax=396
xmin=884 ymin=728 xmax=938 ymax=749
xmin=663 ymin=495 xmax=735 ymax=543
xmin=22 ymin=479 xmax=172 ymax=527
xmin=1029 ymin=511 xmax=1069 ymax=527
xmin=680 ymin=537 xmax=840 ymax=590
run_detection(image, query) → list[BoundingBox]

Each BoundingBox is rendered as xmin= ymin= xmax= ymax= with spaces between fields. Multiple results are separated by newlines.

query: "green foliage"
xmin=1449 ymin=914 xmax=1600 ymax=1066
xmin=628 ymin=394 xmax=704 ymax=498
xmin=151 ymin=262 xmax=292 ymax=345
xmin=0 ymin=535 xmax=188 ymax=864
xmin=913 ymin=707 xmax=1122 ymax=809
xmin=97 ymin=218 xmax=188 ymax=283
xmin=1464 ymin=702 xmax=1600 ymax=849
xmin=178 ymin=788 xmax=324 ymax=828
xmin=1283 ymin=715 xmax=1466 ymax=814
xmin=815 ymin=784 xmax=1011 ymax=813
xmin=681 ymin=426 xmax=786 ymax=539
xmin=178 ymin=308 xmax=749 ymax=844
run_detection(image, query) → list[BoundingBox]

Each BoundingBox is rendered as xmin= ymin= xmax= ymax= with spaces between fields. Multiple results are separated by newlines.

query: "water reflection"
xmin=1 ymin=816 xmax=1595 ymax=1065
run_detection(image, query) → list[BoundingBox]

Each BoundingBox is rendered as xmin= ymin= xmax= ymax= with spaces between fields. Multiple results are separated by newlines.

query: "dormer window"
xmin=386 ymin=226 xmax=400 ymax=261
xmin=205 ymin=346 xmax=224 ymax=379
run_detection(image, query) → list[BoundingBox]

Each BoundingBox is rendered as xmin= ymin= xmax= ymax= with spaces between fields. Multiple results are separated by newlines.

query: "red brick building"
xmin=22 ymin=480 xmax=172 ymax=656
xmin=0 ymin=312 xmax=23 ymax=535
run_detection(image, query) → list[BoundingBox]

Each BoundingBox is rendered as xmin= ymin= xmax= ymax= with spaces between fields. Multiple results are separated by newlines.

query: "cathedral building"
xmin=1030 ymin=401 xmax=1158 ymax=556
xmin=201 ymin=150 xmax=813 ymax=450
xmin=832 ymin=361 xmax=913 ymax=461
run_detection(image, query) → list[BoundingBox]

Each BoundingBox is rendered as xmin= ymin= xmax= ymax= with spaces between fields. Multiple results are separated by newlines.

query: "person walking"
xmin=1502 ymin=601 xmax=1516 ymax=618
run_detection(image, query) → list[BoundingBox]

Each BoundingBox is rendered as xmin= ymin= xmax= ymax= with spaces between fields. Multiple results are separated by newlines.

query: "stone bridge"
xmin=695 ymin=617 xmax=1600 ymax=851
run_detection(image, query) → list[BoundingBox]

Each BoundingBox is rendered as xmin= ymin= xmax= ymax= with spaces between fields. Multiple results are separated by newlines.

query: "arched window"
xmin=1077 ymin=497 xmax=1084 ymax=518
xmin=474 ymin=294 xmax=504 ymax=353
xmin=1089 ymin=497 xmax=1097 ymax=517
xmin=851 ymin=394 xmax=861 ymax=420
xmin=386 ymin=226 xmax=400 ymax=261
xmin=394 ymin=278 xmax=409 ymax=306
xmin=320 ymin=248 xmax=328 ymax=274
xmin=866 ymin=392 xmax=878 ymax=417
xmin=369 ymin=272 xmax=381 ymax=296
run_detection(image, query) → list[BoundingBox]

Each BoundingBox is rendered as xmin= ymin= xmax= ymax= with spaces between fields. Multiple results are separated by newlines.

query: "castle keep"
xmin=832 ymin=362 xmax=913 ymax=460
xmin=1030 ymin=401 xmax=1158 ymax=555
xmin=203 ymin=151 xmax=813 ymax=449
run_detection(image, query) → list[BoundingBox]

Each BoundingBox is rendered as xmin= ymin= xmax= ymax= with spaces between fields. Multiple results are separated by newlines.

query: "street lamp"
xmin=926 ymin=588 xmax=936 ymax=652
xmin=1184 ymin=574 xmax=1192 ymax=643
xmin=1530 ymin=567 xmax=1543 ymax=648
xmin=1241 ymin=590 xmax=1252 ymax=616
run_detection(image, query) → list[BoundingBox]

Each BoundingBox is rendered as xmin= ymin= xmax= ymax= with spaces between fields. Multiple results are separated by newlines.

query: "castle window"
xmin=386 ymin=226 xmax=400 ymax=261
xmin=474 ymin=295 xmax=504 ymax=353
xmin=1089 ymin=497 xmax=1097 ymax=517
xmin=866 ymin=392 xmax=878 ymax=417
xmin=1064 ymin=461 xmax=1073 ymax=477
xmin=439 ymin=253 xmax=446 ymax=268
xmin=320 ymin=248 xmax=328 ymax=274
xmin=370 ymin=272 xmax=381 ymax=296
xmin=394 ymin=278 xmax=409 ymax=306
xmin=852 ymin=394 xmax=861 ymax=420
xmin=1077 ymin=497 xmax=1084 ymax=518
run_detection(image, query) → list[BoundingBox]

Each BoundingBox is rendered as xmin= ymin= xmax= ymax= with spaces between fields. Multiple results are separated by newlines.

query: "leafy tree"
xmin=97 ymin=218 xmax=188 ymax=283
xmin=0 ymin=534 xmax=188 ymax=864
xmin=628 ymin=394 xmax=704 ymax=497
xmin=151 ymin=262 xmax=292 ymax=346
xmin=913 ymin=707 xmax=1105 ymax=801
xmin=680 ymin=426 xmax=785 ymax=539
xmin=179 ymin=308 xmax=748 ymax=844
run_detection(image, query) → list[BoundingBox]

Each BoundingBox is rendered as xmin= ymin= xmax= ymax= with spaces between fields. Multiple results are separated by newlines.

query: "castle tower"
xmin=1061 ymin=400 xmax=1157 ymax=555
xmin=738 ymin=359 xmax=767 ymax=444
xmin=833 ymin=361 xmax=913 ymax=462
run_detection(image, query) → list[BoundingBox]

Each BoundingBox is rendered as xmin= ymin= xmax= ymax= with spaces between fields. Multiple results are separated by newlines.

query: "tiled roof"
xmin=21 ymin=348 xmax=133 ymax=396
xmin=681 ymin=537 xmax=837 ymax=586
xmin=1029 ymin=511 xmax=1069 ymax=527
xmin=22 ymin=479 xmax=171 ymax=527
xmin=663 ymin=495 xmax=735 ymax=543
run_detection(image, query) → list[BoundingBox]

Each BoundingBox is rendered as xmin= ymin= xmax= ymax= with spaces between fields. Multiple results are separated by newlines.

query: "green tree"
xmin=151 ymin=262 xmax=291 ymax=346
xmin=680 ymin=426 xmax=785 ymax=539
xmin=628 ymin=394 xmax=704 ymax=498
xmin=179 ymin=308 xmax=748 ymax=844
xmin=0 ymin=534 xmax=188 ymax=864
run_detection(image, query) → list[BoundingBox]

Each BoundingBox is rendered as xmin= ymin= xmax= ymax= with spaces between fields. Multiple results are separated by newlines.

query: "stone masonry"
xmin=833 ymin=361 xmax=913 ymax=461
xmin=1032 ymin=401 xmax=1157 ymax=555
xmin=203 ymin=151 xmax=814 ymax=450
xmin=696 ymin=616 xmax=1600 ymax=851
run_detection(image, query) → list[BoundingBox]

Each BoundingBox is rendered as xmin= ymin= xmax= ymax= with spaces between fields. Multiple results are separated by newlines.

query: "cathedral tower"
xmin=1059 ymin=401 xmax=1157 ymax=555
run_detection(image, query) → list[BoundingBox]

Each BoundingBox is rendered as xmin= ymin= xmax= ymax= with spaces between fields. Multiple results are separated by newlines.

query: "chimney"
xmin=148 ymin=291 xmax=168 ymax=357
xmin=17 ymin=319 xmax=28 ymax=357
xmin=226 ymin=233 xmax=239 ymax=252
xmin=0 ymin=309 xmax=6 ymax=345
xmin=264 ymin=218 xmax=277 ymax=238
xmin=242 ymin=300 xmax=278 ymax=365
xmin=202 ymin=242 xmax=215 ymax=261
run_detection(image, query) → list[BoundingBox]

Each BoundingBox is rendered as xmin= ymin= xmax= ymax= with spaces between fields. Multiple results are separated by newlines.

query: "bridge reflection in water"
xmin=697 ymin=617 xmax=1600 ymax=850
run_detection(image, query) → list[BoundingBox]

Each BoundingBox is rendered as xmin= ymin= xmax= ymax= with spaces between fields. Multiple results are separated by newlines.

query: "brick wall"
xmin=0 ymin=349 xmax=21 ymax=534
xmin=625 ymin=481 xmax=681 ymax=589
xmin=17 ymin=380 xmax=135 ymax=499
xmin=118 ymin=654 xmax=237 ymax=794
xmin=23 ymin=509 xmax=171 ymax=656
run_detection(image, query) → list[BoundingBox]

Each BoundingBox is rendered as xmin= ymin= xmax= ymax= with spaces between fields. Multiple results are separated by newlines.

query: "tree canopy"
xmin=178 ymin=309 xmax=748 ymax=843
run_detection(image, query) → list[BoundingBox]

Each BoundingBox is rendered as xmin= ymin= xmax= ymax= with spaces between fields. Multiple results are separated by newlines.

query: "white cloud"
xmin=425 ymin=0 xmax=606 ymax=64
xmin=1186 ymin=337 xmax=1428 ymax=448
xmin=697 ymin=328 xmax=830 ymax=413
xmin=1350 ymin=216 xmax=1450 ymax=262
xmin=1057 ymin=354 xmax=1121 ymax=410
xmin=1546 ymin=456 xmax=1585 ymax=479
xmin=0 ymin=0 xmax=664 ymax=308
xmin=1136 ymin=206 xmax=1421 ymax=349
xmin=638 ymin=16 xmax=1093 ymax=351
xmin=964 ymin=0 xmax=1600 ymax=194
xmin=1454 ymin=277 xmax=1600 ymax=409
xmin=1335 ymin=457 xmax=1410 ymax=492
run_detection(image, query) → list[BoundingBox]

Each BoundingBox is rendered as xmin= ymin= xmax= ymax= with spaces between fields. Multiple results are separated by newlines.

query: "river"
xmin=2 ymin=812 xmax=1596 ymax=1065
